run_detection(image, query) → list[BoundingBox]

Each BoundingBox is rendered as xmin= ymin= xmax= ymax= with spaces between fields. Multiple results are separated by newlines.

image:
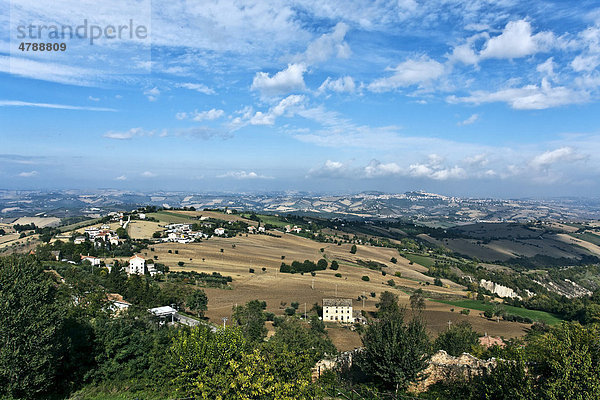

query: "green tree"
xmin=187 ymin=289 xmax=208 ymax=317
xmin=0 ymin=256 xmax=67 ymax=399
xmin=376 ymin=291 xmax=400 ymax=317
xmin=409 ymin=289 xmax=426 ymax=313
xmin=330 ymin=260 xmax=339 ymax=270
xmin=350 ymin=244 xmax=357 ymax=254
xmin=317 ymin=258 xmax=328 ymax=270
xmin=359 ymin=308 xmax=431 ymax=393
xmin=434 ymin=321 xmax=480 ymax=356
xmin=232 ymin=300 xmax=267 ymax=343
xmin=527 ymin=322 xmax=600 ymax=399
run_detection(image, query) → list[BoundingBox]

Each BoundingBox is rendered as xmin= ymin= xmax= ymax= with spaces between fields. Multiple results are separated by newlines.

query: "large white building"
xmin=128 ymin=255 xmax=146 ymax=275
xmin=323 ymin=298 xmax=355 ymax=323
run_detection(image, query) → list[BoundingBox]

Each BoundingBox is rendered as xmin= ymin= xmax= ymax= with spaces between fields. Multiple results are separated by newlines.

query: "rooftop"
xmin=323 ymin=298 xmax=352 ymax=307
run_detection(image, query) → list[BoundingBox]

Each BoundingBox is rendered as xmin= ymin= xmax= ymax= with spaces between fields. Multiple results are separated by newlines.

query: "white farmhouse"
xmin=323 ymin=298 xmax=355 ymax=323
xmin=214 ymin=227 xmax=225 ymax=236
xmin=128 ymin=255 xmax=146 ymax=275
xmin=81 ymin=255 xmax=101 ymax=266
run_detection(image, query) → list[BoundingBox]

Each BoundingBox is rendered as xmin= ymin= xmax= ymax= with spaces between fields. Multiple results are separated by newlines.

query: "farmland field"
xmin=403 ymin=253 xmax=435 ymax=267
xmin=434 ymin=299 xmax=562 ymax=325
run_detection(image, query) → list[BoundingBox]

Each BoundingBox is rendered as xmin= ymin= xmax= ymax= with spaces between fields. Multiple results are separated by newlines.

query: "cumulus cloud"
xmin=530 ymin=147 xmax=586 ymax=170
xmin=141 ymin=171 xmax=157 ymax=178
xmin=368 ymin=56 xmax=445 ymax=92
xmin=317 ymin=76 xmax=356 ymax=94
xmin=217 ymin=171 xmax=272 ymax=179
xmin=249 ymin=95 xmax=305 ymax=125
xmin=480 ymin=20 xmax=555 ymax=60
xmin=447 ymin=79 xmax=588 ymax=109
xmin=363 ymin=160 xmax=403 ymax=177
xmin=307 ymin=160 xmax=350 ymax=178
xmin=115 ymin=175 xmax=127 ymax=181
xmin=251 ymin=63 xmax=307 ymax=96
xmin=176 ymin=82 xmax=215 ymax=95
xmin=292 ymin=22 xmax=350 ymax=64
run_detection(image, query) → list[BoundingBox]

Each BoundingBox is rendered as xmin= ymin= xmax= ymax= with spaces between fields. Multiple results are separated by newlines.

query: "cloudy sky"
xmin=1 ymin=0 xmax=600 ymax=197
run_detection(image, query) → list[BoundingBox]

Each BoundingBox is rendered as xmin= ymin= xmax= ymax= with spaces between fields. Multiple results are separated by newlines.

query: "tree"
xmin=409 ymin=289 xmax=426 ymax=313
xmin=116 ymin=227 xmax=128 ymax=239
xmin=359 ymin=308 xmax=431 ymax=393
xmin=330 ymin=260 xmax=339 ymax=270
xmin=232 ymin=300 xmax=267 ymax=342
xmin=362 ymin=275 xmax=370 ymax=281
xmin=187 ymin=289 xmax=208 ymax=317
xmin=434 ymin=321 xmax=480 ymax=356
xmin=350 ymin=244 xmax=357 ymax=254
xmin=317 ymin=258 xmax=328 ymax=270
xmin=390 ymin=257 xmax=397 ymax=264
xmin=0 ymin=256 xmax=67 ymax=399
xmin=376 ymin=291 xmax=400 ymax=317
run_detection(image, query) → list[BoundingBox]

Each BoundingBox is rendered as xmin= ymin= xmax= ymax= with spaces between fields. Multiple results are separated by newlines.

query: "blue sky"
xmin=1 ymin=0 xmax=600 ymax=197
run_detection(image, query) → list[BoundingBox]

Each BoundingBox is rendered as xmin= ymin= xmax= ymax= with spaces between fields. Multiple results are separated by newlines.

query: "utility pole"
xmin=447 ymin=320 xmax=452 ymax=330
xmin=335 ymin=284 xmax=338 ymax=297
xmin=304 ymin=303 xmax=307 ymax=320
xmin=362 ymin=291 xmax=365 ymax=308
xmin=312 ymin=278 xmax=314 ymax=290
xmin=222 ymin=317 xmax=228 ymax=328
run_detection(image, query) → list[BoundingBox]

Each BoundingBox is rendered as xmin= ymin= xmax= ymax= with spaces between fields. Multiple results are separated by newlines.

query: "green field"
xmin=254 ymin=214 xmax=290 ymax=228
xmin=434 ymin=299 xmax=562 ymax=325
xmin=403 ymin=253 xmax=435 ymax=267
xmin=58 ymin=218 xmax=102 ymax=232
xmin=570 ymin=232 xmax=600 ymax=246
xmin=149 ymin=211 xmax=196 ymax=224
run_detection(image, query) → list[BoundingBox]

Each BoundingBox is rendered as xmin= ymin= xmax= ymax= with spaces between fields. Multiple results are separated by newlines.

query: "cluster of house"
xmin=247 ymin=225 xmax=266 ymax=234
xmin=74 ymin=224 xmax=121 ymax=246
xmin=163 ymin=223 xmax=208 ymax=244
xmin=284 ymin=225 xmax=303 ymax=233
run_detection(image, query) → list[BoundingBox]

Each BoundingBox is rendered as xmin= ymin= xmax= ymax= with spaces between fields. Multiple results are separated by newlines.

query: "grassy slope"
xmin=569 ymin=232 xmax=600 ymax=246
xmin=403 ymin=253 xmax=435 ymax=267
xmin=434 ymin=299 xmax=562 ymax=325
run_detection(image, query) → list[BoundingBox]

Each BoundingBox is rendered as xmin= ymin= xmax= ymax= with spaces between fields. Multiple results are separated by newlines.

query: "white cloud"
xmin=115 ymin=175 xmax=127 ymax=181
xmin=249 ymin=95 xmax=305 ymax=125
xmin=364 ymin=159 xmax=403 ymax=177
xmin=217 ymin=171 xmax=271 ymax=179
xmin=0 ymin=100 xmax=116 ymax=112
xmin=318 ymin=76 xmax=356 ymax=94
xmin=103 ymin=127 xmax=153 ymax=140
xmin=457 ymin=113 xmax=479 ymax=126
xmin=368 ymin=56 xmax=445 ymax=92
xmin=530 ymin=147 xmax=586 ymax=170
xmin=480 ymin=20 xmax=555 ymax=60
xmin=307 ymin=160 xmax=351 ymax=178
xmin=292 ymin=22 xmax=350 ymax=64
xmin=144 ymin=87 xmax=160 ymax=102
xmin=251 ymin=63 xmax=307 ymax=96
xmin=189 ymin=108 xmax=225 ymax=122
xmin=448 ymin=79 xmax=589 ymax=109
xmin=141 ymin=171 xmax=157 ymax=178
xmin=177 ymin=83 xmax=215 ymax=95
xmin=88 ymin=96 xmax=100 ymax=102
xmin=18 ymin=171 xmax=38 ymax=178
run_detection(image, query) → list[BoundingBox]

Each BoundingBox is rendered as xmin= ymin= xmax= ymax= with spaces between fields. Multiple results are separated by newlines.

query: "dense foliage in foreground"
xmin=2 ymin=255 xmax=600 ymax=399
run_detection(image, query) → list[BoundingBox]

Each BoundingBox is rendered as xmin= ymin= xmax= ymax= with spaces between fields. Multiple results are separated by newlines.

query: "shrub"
xmin=362 ymin=275 xmax=370 ymax=282
xmin=285 ymin=307 xmax=296 ymax=316
xmin=291 ymin=302 xmax=299 ymax=309
xmin=335 ymin=273 xmax=342 ymax=278
xmin=395 ymin=272 xmax=402 ymax=278
xmin=460 ymin=309 xmax=471 ymax=315
xmin=387 ymin=279 xmax=396 ymax=287
xmin=330 ymin=260 xmax=339 ymax=270
xmin=391 ymin=257 xmax=397 ymax=264
xmin=249 ymin=268 xmax=255 ymax=273
xmin=262 ymin=267 xmax=266 ymax=272
xmin=350 ymin=244 xmax=357 ymax=254
xmin=370 ymin=292 xmax=376 ymax=297
xmin=434 ymin=277 xmax=443 ymax=287
xmin=178 ymin=261 xmax=185 ymax=267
